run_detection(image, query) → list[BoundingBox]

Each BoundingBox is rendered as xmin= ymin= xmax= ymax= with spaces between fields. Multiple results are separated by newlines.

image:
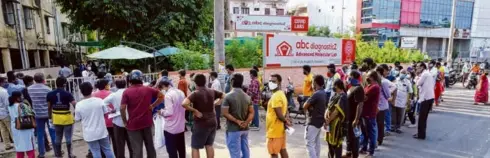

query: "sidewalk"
xmin=0 ymin=123 xmax=85 ymax=157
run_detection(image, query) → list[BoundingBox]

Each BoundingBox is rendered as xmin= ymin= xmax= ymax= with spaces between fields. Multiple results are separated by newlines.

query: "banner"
xmin=264 ymin=34 xmax=355 ymax=67
xmin=234 ymin=15 xmax=308 ymax=32
xmin=400 ymin=37 xmax=418 ymax=48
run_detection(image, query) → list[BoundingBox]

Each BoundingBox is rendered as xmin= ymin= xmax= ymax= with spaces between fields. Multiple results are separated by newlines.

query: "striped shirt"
xmin=28 ymin=83 xmax=52 ymax=118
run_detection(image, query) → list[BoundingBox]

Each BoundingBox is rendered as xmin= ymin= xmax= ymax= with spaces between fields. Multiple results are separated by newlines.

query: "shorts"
xmin=267 ymin=137 xmax=286 ymax=154
xmin=191 ymin=127 xmax=217 ymax=149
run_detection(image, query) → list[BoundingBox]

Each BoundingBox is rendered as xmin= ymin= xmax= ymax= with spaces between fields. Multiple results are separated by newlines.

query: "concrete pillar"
xmin=1 ymin=49 xmax=12 ymax=72
xmin=442 ymin=38 xmax=447 ymax=57
xmin=34 ymin=50 xmax=41 ymax=67
xmin=43 ymin=50 xmax=50 ymax=67
xmin=422 ymin=37 xmax=428 ymax=53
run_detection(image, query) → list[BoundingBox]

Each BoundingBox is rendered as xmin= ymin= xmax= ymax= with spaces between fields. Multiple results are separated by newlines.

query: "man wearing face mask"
xmin=360 ymin=58 xmax=377 ymax=87
xmin=302 ymin=75 xmax=326 ymax=158
xmin=375 ymin=64 xmax=392 ymax=145
xmin=325 ymin=64 xmax=341 ymax=103
xmin=345 ymin=71 xmax=364 ymax=158
xmin=391 ymin=70 xmax=413 ymax=134
xmin=302 ymin=65 xmax=314 ymax=111
xmin=265 ymin=74 xmax=291 ymax=158
xmin=429 ymin=60 xmax=439 ymax=82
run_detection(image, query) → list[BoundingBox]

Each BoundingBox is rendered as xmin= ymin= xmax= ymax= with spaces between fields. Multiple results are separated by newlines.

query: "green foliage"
xmin=307 ymin=26 xmax=331 ymax=37
xmin=331 ymin=32 xmax=351 ymax=38
xmin=355 ymin=35 xmax=426 ymax=63
xmin=169 ymin=49 xmax=209 ymax=70
xmin=56 ymin=0 xmax=214 ymax=47
xmin=225 ymin=37 xmax=263 ymax=68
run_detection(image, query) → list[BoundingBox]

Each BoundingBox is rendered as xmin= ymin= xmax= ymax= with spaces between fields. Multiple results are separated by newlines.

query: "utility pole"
xmin=14 ymin=1 xmax=28 ymax=69
xmin=52 ymin=1 xmax=62 ymax=55
xmin=214 ymin=0 xmax=225 ymax=72
xmin=447 ymin=0 xmax=457 ymax=63
xmin=340 ymin=0 xmax=345 ymax=34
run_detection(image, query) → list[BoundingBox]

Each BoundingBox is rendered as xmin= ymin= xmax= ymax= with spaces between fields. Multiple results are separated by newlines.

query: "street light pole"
xmin=214 ymin=0 xmax=225 ymax=72
xmin=447 ymin=0 xmax=457 ymax=63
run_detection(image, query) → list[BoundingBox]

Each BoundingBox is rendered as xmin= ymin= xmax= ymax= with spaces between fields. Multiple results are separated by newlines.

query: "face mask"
xmin=407 ymin=74 xmax=412 ymax=79
xmin=87 ymin=67 xmax=92 ymax=71
xmin=268 ymin=82 xmax=278 ymax=90
xmin=399 ymin=74 xmax=407 ymax=80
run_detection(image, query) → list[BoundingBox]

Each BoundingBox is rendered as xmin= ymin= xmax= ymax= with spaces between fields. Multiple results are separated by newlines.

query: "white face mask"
xmin=268 ymin=82 xmax=278 ymax=90
xmin=87 ymin=67 xmax=92 ymax=71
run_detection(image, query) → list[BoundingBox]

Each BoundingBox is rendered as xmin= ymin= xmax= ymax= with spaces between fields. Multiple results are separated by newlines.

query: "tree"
xmin=307 ymin=26 xmax=331 ymax=37
xmin=56 ymin=0 xmax=214 ymax=47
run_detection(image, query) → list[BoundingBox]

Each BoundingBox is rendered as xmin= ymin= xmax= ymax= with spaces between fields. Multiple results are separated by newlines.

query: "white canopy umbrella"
xmin=87 ymin=45 xmax=153 ymax=59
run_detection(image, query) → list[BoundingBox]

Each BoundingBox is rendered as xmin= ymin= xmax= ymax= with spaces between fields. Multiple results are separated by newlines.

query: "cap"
xmin=129 ymin=70 xmax=143 ymax=80
xmin=159 ymin=76 xmax=173 ymax=85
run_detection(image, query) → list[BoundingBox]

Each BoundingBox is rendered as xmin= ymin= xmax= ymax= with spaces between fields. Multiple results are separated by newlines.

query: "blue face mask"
xmin=399 ymin=74 xmax=407 ymax=80
xmin=349 ymin=78 xmax=359 ymax=86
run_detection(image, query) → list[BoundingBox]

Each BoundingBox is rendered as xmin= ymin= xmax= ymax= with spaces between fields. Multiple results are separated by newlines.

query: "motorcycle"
xmin=448 ymin=70 xmax=463 ymax=86
xmin=465 ymin=72 xmax=478 ymax=89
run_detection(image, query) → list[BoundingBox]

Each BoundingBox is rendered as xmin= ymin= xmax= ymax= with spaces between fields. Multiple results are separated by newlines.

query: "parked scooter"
xmin=466 ymin=72 xmax=478 ymax=89
xmin=448 ymin=70 xmax=463 ymax=86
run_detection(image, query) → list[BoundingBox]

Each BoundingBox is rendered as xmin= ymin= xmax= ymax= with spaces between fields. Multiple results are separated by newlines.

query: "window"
xmin=265 ymin=8 xmax=270 ymax=15
xmin=44 ymin=16 xmax=50 ymax=34
xmin=233 ymin=7 xmax=239 ymax=14
xmin=241 ymin=7 xmax=250 ymax=14
xmin=62 ymin=23 xmax=70 ymax=39
xmin=254 ymin=8 xmax=259 ymax=11
xmin=2 ymin=1 xmax=15 ymax=25
xmin=23 ymin=7 xmax=33 ymax=29
xmin=276 ymin=9 xmax=284 ymax=15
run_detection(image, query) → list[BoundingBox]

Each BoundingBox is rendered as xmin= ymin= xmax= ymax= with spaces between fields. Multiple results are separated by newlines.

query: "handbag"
xmin=15 ymin=103 xmax=36 ymax=130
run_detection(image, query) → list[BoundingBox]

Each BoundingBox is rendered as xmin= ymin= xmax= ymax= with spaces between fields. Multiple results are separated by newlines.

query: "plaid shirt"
xmin=247 ymin=77 xmax=261 ymax=105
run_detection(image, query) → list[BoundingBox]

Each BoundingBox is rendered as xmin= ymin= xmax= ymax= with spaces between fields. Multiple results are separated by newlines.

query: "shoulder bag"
xmin=15 ymin=103 xmax=36 ymax=130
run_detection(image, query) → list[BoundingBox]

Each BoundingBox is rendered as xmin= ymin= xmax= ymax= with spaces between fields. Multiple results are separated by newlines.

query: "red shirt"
xmin=121 ymin=84 xmax=159 ymax=131
xmin=178 ymin=78 xmax=189 ymax=97
xmin=362 ymin=83 xmax=380 ymax=118
xmin=93 ymin=90 xmax=113 ymax=127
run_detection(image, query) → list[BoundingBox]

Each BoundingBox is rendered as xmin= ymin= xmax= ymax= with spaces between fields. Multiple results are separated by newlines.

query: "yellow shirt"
xmin=258 ymin=71 xmax=264 ymax=91
xmin=266 ymin=90 xmax=288 ymax=138
xmin=439 ymin=67 xmax=445 ymax=74
xmin=303 ymin=73 xmax=314 ymax=96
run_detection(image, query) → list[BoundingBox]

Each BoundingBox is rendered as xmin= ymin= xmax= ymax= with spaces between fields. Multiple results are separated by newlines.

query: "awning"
xmin=87 ymin=45 xmax=153 ymax=59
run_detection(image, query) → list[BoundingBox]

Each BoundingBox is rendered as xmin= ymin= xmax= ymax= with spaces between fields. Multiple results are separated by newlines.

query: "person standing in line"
xmin=178 ymin=70 xmax=189 ymax=97
xmin=222 ymin=73 xmax=254 ymax=158
xmin=0 ymin=77 xmax=13 ymax=151
xmin=182 ymin=74 xmax=225 ymax=158
xmin=375 ymin=64 xmax=391 ymax=145
xmin=413 ymin=62 xmax=435 ymax=140
xmin=265 ymin=74 xmax=291 ymax=158
xmin=359 ymin=71 xmax=381 ymax=157
xmin=345 ymin=71 xmax=365 ymax=158
xmin=252 ymin=66 xmax=264 ymax=91
xmin=434 ymin=62 xmax=444 ymax=107
xmin=325 ymin=79 xmax=348 ymax=158
xmin=405 ymin=71 xmax=418 ymax=128
xmin=28 ymin=73 xmax=55 ymax=158
xmin=222 ymin=65 xmax=235 ymax=130
xmin=47 ymin=77 xmax=77 ymax=158
xmin=92 ymin=79 xmax=116 ymax=156
xmin=302 ymin=75 xmax=326 ymax=158
xmin=391 ymin=70 xmax=413 ymax=134
xmin=59 ymin=64 xmax=73 ymax=78
xmin=359 ymin=58 xmax=377 ymax=87
xmin=247 ymin=69 xmax=261 ymax=130
xmin=302 ymin=65 xmax=314 ymax=108
xmin=121 ymin=70 xmax=164 ymax=158
xmin=6 ymin=71 xmax=25 ymax=96
xmin=158 ymin=78 xmax=186 ymax=158
xmin=75 ymin=82 xmax=115 ymax=158
xmin=103 ymin=79 xmax=134 ymax=158
xmin=8 ymin=91 xmax=36 ymax=158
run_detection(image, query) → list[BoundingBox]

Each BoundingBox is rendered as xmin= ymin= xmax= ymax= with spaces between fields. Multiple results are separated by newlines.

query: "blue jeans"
xmin=251 ymin=104 xmax=259 ymax=127
xmin=54 ymin=125 xmax=73 ymax=157
xmin=385 ymin=106 xmax=392 ymax=131
xmin=360 ymin=117 xmax=377 ymax=155
xmin=35 ymin=118 xmax=56 ymax=156
xmin=226 ymin=131 xmax=250 ymax=158
xmin=87 ymin=136 xmax=115 ymax=158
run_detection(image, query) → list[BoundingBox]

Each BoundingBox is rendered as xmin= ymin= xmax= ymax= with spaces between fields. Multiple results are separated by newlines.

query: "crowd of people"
xmin=0 ymin=57 xmax=488 ymax=158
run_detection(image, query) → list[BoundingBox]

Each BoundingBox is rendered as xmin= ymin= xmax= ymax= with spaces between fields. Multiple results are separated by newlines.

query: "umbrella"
xmin=153 ymin=46 xmax=181 ymax=57
xmin=87 ymin=45 xmax=153 ymax=59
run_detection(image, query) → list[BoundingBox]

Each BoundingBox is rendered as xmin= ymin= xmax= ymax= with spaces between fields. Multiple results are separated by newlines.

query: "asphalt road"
xmin=2 ymin=84 xmax=490 ymax=158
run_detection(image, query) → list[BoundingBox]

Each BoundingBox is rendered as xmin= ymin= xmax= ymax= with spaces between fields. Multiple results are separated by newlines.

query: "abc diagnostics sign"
xmin=264 ymin=34 xmax=356 ymax=67
xmin=234 ymin=15 xmax=308 ymax=32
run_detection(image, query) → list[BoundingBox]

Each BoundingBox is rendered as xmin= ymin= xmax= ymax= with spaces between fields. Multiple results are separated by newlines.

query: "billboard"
xmin=234 ymin=15 xmax=308 ymax=32
xmin=263 ymin=34 xmax=356 ymax=67
xmin=400 ymin=37 xmax=418 ymax=48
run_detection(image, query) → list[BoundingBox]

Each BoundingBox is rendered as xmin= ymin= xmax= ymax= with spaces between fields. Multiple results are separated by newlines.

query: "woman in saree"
xmin=474 ymin=71 xmax=489 ymax=105
xmin=325 ymin=79 xmax=348 ymax=158
xmin=434 ymin=63 xmax=444 ymax=107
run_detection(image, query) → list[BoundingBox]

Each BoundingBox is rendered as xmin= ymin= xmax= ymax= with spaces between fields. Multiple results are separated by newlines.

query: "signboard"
xmin=454 ymin=29 xmax=471 ymax=39
xmin=234 ymin=15 xmax=308 ymax=32
xmin=400 ymin=37 xmax=418 ymax=48
xmin=263 ymin=34 xmax=356 ymax=67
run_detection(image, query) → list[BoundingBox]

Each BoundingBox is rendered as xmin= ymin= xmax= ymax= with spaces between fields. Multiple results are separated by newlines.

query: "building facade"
xmin=0 ymin=0 xmax=84 ymax=73
xmin=306 ymin=0 xmax=357 ymax=35
xmin=226 ymin=0 xmax=289 ymax=37
xmin=357 ymin=0 xmax=475 ymax=59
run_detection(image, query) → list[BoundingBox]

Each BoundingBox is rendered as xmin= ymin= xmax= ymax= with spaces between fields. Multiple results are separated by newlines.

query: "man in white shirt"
xmin=103 ymin=79 xmax=132 ymax=158
xmin=158 ymin=78 xmax=186 ymax=158
xmin=392 ymin=70 xmax=413 ymax=133
xmin=428 ymin=61 xmax=439 ymax=82
xmin=414 ymin=62 xmax=435 ymax=140
xmin=0 ymin=77 xmax=13 ymax=150
xmin=210 ymin=71 xmax=222 ymax=91
xmin=75 ymin=82 xmax=115 ymax=158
